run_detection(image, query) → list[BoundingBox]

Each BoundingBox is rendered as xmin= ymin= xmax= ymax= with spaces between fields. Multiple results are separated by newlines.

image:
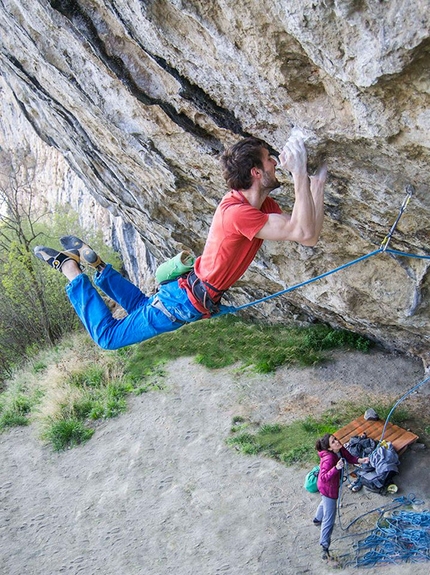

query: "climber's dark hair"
xmin=315 ymin=433 xmax=331 ymax=451
xmin=220 ymin=137 xmax=269 ymax=190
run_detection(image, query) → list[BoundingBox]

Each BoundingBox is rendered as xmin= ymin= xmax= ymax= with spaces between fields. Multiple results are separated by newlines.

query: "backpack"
xmin=304 ymin=465 xmax=320 ymax=493
xmin=356 ymin=443 xmax=399 ymax=494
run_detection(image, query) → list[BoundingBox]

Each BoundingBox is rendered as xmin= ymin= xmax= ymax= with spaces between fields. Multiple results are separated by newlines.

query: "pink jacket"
xmin=317 ymin=447 xmax=359 ymax=499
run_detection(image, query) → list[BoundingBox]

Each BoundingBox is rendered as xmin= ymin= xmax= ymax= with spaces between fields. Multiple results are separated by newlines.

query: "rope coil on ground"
xmin=337 ymin=496 xmax=430 ymax=568
xmin=353 ymin=505 xmax=430 ymax=567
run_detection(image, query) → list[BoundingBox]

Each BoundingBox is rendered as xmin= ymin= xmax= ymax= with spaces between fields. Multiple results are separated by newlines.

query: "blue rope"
xmin=353 ymin=505 xmax=430 ymax=567
xmin=337 ymin=495 xmax=429 ymax=567
xmin=215 ymin=248 xmax=383 ymax=316
xmin=379 ymin=374 xmax=430 ymax=443
xmin=385 ymin=248 xmax=430 ymax=260
xmin=390 ymin=510 xmax=430 ymax=528
xmin=213 ymin=184 xmax=430 ymax=317
xmin=214 ymin=245 xmax=430 ymax=318
xmin=340 ymin=493 xmax=430 ymax=567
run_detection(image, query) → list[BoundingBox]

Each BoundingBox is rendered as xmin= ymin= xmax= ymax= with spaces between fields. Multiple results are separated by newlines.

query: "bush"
xmin=43 ymin=418 xmax=95 ymax=451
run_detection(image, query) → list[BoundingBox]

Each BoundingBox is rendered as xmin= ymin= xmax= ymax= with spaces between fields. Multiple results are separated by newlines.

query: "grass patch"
xmin=0 ymin=384 xmax=41 ymax=430
xmin=227 ymin=400 xmax=411 ymax=466
xmin=127 ymin=315 xmax=371 ymax=377
xmin=37 ymin=348 xmax=166 ymax=450
xmin=0 ymin=318 xmax=372 ymax=451
xmin=42 ymin=418 xmax=95 ymax=451
xmin=227 ymin=417 xmax=335 ymax=465
xmin=0 ymin=332 xmax=167 ymax=450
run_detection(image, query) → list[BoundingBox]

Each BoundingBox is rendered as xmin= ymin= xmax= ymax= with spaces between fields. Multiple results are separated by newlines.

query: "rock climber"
xmin=34 ymin=135 xmax=327 ymax=349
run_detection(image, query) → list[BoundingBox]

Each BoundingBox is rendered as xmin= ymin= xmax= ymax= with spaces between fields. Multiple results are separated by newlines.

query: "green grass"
xmin=227 ymin=417 xmax=336 ymax=465
xmin=227 ymin=400 xmax=411 ymax=466
xmin=0 ymin=386 xmax=40 ymax=430
xmin=40 ymin=358 xmax=165 ymax=451
xmin=126 ymin=315 xmax=371 ymax=378
xmin=0 ymin=333 xmax=168 ymax=450
xmin=42 ymin=419 xmax=95 ymax=451
xmin=0 ymin=318 xmax=372 ymax=451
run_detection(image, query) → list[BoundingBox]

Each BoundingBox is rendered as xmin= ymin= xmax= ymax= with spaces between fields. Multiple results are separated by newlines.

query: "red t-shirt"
xmin=180 ymin=190 xmax=282 ymax=314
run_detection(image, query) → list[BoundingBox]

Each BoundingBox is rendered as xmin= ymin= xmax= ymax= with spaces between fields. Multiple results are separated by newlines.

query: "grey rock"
xmin=0 ymin=0 xmax=429 ymax=362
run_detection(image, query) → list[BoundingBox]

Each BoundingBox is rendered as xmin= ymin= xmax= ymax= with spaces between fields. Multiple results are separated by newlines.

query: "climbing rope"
xmin=353 ymin=501 xmax=430 ymax=567
xmin=379 ymin=373 xmax=430 ymax=443
xmin=335 ymin=494 xmax=430 ymax=568
xmin=215 ymin=184 xmax=430 ymax=317
xmin=218 ymin=249 xmax=383 ymax=315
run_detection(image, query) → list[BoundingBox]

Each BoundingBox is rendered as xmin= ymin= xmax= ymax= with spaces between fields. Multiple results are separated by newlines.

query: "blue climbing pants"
xmin=65 ymin=264 xmax=203 ymax=349
xmin=315 ymin=495 xmax=337 ymax=549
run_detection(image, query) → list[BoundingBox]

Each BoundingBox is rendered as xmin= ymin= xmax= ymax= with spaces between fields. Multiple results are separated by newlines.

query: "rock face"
xmin=0 ymin=75 xmax=152 ymax=288
xmin=0 ymin=0 xmax=429 ymax=362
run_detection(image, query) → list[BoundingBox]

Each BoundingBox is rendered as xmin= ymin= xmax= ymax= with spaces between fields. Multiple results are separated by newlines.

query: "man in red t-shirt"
xmin=181 ymin=135 xmax=326 ymax=315
xmin=34 ymin=135 xmax=326 ymax=349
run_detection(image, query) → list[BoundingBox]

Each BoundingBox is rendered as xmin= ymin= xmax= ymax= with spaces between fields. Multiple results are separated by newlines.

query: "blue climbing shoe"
xmin=34 ymin=246 xmax=81 ymax=272
xmin=60 ymin=235 xmax=104 ymax=269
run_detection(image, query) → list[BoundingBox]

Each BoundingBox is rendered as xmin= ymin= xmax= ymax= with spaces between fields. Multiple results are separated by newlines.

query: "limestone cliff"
xmin=0 ymin=0 xmax=429 ymax=362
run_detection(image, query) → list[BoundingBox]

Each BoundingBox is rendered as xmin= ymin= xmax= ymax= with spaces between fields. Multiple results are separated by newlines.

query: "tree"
xmin=0 ymin=148 xmax=78 ymax=380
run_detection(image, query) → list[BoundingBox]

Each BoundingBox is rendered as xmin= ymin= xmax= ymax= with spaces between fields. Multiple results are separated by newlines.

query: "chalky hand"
xmin=279 ymin=135 xmax=307 ymax=176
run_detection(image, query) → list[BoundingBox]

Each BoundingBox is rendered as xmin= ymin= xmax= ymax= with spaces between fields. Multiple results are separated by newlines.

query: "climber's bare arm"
xmin=256 ymin=137 xmax=326 ymax=246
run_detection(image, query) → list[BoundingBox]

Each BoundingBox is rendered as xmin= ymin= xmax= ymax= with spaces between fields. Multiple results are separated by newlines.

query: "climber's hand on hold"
xmin=279 ymin=135 xmax=308 ymax=177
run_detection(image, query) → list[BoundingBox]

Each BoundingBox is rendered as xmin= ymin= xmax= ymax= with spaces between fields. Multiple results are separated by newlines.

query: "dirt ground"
xmin=1 ymin=348 xmax=429 ymax=575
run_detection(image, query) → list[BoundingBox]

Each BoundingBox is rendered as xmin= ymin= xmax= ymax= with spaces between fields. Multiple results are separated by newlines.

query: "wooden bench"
xmin=336 ymin=415 xmax=419 ymax=455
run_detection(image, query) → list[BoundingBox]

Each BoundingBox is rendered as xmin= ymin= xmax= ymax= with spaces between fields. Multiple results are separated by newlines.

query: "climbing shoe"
xmin=349 ymin=478 xmax=363 ymax=492
xmin=60 ymin=235 xmax=104 ymax=269
xmin=34 ymin=246 xmax=81 ymax=272
xmin=321 ymin=548 xmax=340 ymax=568
xmin=313 ymin=518 xmax=322 ymax=526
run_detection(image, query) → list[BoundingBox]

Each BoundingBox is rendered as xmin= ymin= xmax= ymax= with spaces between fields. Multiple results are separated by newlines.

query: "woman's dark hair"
xmin=220 ymin=137 xmax=269 ymax=190
xmin=315 ymin=433 xmax=331 ymax=451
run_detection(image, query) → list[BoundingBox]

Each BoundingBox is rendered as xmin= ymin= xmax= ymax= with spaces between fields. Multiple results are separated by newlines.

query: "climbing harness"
xmin=214 ymin=184 xmax=430 ymax=317
xmin=187 ymin=269 xmax=225 ymax=314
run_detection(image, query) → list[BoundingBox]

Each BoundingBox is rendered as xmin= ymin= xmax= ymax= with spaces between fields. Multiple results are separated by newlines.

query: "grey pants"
xmin=315 ymin=495 xmax=337 ymax=549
